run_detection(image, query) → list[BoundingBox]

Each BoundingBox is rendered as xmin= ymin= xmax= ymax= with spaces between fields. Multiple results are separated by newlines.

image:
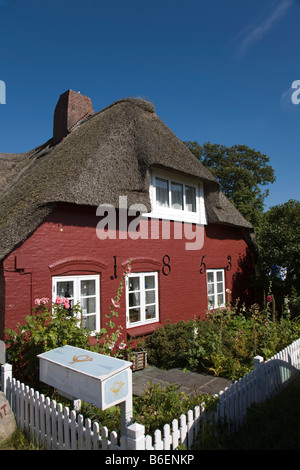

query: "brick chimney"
xmin=53 ymin=90 xmax=94 ymax=144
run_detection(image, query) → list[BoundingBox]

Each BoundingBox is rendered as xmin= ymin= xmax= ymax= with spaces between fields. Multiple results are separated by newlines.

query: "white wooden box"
xmin=38 ymin=345 xmax=132 ymax=410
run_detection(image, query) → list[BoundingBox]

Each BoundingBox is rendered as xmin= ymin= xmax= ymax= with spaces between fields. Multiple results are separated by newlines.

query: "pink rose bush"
xmin=34 ymin=297 xmax=50 ymax=306
xmin=55 ymin=296 xmax=70 ymax=309
xmin=34 ymin=296 xmax=70 ymax=310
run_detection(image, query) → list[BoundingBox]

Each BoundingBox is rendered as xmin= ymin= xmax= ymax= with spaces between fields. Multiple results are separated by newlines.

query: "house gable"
xmin=0 ymin=92 xmax=256 ymax=339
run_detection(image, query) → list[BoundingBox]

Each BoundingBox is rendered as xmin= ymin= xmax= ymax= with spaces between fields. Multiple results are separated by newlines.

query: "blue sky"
xmin=0 ymin=0 xmax=299 ymax=210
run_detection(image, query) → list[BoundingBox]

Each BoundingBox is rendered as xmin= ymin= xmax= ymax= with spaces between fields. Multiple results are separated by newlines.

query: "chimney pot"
xmin=53 ymin=90 xmax=94 ymax=144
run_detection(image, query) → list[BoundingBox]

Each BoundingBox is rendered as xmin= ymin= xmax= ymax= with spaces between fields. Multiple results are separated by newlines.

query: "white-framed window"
xmin=148 ymin=169 xmax=207 ymax=224
xmin=207 ymin=269 xmax=225 ymax=309
xmin=52 ymin=275 xmax=100 ymax=333
xmin=126 ymin=272 xmax=159 ymax=327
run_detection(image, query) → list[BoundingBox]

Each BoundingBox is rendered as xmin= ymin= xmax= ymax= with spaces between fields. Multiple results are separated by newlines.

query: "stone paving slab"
xmin=132 ymin=365 xmax=232 ymax=397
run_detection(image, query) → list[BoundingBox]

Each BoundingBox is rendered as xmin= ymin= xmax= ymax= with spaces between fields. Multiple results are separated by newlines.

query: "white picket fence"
xmin=1 ymin=372 xmax=124 ymax=450
xmin=2 ymin=337 xmax=300 ymax=450
xmin=215 ymin=337 xmax=300 ymax=434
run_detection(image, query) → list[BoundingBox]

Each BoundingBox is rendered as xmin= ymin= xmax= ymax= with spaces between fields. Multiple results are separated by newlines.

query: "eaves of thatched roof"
xmin=0 ymin=96 xmax=252 ymax=261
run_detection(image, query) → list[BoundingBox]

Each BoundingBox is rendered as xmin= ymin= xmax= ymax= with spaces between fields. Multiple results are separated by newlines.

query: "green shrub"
xmin=81 ymin=382 xmax=218 ymax=436
xmin=133 ymin=383 xmax=217 ymax=435
xmin=145 ymin=320 xmax=197 ymax=369
xmin=145 ymin=302 xmax=300 ymax=381
xmin=5 ymin=299 xmax=90 ymax=389
xmin=145 ymin=317 xmax=236 ymax=377
xmin=4 ymin=263 xmax=132 ymax=390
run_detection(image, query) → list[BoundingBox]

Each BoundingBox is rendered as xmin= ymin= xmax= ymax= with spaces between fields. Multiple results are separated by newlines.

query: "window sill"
xmin=127 ymin=321 xmax=161 ymax=337
xmin=143 ymin=211 xmax=203 ymax=224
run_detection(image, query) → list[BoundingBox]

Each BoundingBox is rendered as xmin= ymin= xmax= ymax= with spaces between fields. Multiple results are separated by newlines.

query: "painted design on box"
xmin=69 ymin=354 xmax=93 ymax=364
xmin=105 ymin=371 xmax=128 ymax=405
xmin=110 ymin=381 xmax=124 ymax=397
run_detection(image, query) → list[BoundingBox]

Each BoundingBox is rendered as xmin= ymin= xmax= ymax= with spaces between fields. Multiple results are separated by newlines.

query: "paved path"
xmin=132 ymin=365 xmax=232 ymax=397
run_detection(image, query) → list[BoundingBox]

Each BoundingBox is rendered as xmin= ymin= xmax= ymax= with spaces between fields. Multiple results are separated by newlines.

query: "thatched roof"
xmin=0 ymin=95 xmax=252 ymax=261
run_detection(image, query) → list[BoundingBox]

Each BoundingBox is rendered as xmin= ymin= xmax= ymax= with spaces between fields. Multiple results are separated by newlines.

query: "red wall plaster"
xmin=1 ymin=204 xmax=254 ymax=339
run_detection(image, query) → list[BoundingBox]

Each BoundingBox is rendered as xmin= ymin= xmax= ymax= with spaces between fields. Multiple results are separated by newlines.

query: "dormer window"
xmin=156 ymin=178 xmax=169 ymax=207
xmin=149 ymin=169 xmax=207 ymax=224
xmin=156 ymin=178 xmax=197 ymax=212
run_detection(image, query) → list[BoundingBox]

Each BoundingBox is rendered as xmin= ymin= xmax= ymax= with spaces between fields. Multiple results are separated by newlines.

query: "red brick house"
xmin=0 ymin=91 xmax=255 ymax=340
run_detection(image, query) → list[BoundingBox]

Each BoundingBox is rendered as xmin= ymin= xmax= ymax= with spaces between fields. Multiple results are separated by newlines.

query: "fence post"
xmin=126 ymin=423 xmax=145 ymax=450
xmin=1 ymin=363 xmax=12 ymax=398
xmin=253 ymin=356 xmax=266 ymax=403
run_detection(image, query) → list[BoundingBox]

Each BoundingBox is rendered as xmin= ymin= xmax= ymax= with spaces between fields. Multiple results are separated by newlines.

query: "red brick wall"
xmin=1 ymin=204 xmax=254 ymax=339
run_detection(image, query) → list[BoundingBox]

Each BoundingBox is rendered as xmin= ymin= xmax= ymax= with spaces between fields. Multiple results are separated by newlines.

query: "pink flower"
xmin=125 ymin=267 xmax=131 ymax=275
xmin=55 ymin=296 xmax=70 ymax=309
xmin=266 ymin=295 xmax=273 ymax=303
xmin=111 ymin=298 xmax=120 ymax=308
xmin=55 ymin=296 xmax=64 ymax=305
xmin=34 ymin=297 xmax=49 ymax=306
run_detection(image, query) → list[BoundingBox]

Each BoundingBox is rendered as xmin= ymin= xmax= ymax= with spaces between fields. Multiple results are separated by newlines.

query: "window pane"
xmin=83 ymin=314 xmax=96 ymax=331
xmin=217 ymin=282 xmax=224 ymax=293
xmin=207 ymin=269 xmax=225 ymax=309
xmin=156 ymin=178 xmax=169 ymax=207
xmin=57 ymin=281 xmax=74 ymax=298
xmin=145 ymin=276 xmax=155 ymax=289
xmin=207 ymin=284 xmax=214 ymax=296
xmin=146 ymin=304 xmax=156 ymax=320
xmin=145 ymin=290 xmax=155 ymax=305
xmin=129 ymin=292 xmax=140 ymax=307
xmin=185 ymin=186 xmax=196 ymax=212
xmin=81 ymin=297 xmax=96 ymax=314
xmin=81 ymin=280 xmax=95 ymax=296
xmin=129 ymin=277 xmax=140 ymax=291
xmin=171 ymin=182 xmax=183 ymax=210
xmin=129 ymin=308 xmax=140 ymax=324
xmin=127 ymin=273 xmax=158 ymax=326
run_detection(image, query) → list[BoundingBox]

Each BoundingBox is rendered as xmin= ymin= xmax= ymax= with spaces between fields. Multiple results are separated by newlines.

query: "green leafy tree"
xmin=185 ymin=141 xmax=276 ymax=226
xmin=255 ymin=199 xmax=300 ymax=314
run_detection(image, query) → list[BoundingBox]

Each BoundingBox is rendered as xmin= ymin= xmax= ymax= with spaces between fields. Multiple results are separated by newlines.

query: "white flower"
xmin=111 ymin=298 xmax=120 ymax=308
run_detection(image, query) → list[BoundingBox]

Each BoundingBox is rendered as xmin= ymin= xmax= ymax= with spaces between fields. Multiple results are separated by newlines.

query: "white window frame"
xmin=126 ymin=272 xmax=159 ymax=328
xmin=52 ymin=275 xmax=100 ymax=334
xmin=206 ymin=269 xmax=225 ymax=309
xmin=147 ymin=169 xmax=207 ymax=224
